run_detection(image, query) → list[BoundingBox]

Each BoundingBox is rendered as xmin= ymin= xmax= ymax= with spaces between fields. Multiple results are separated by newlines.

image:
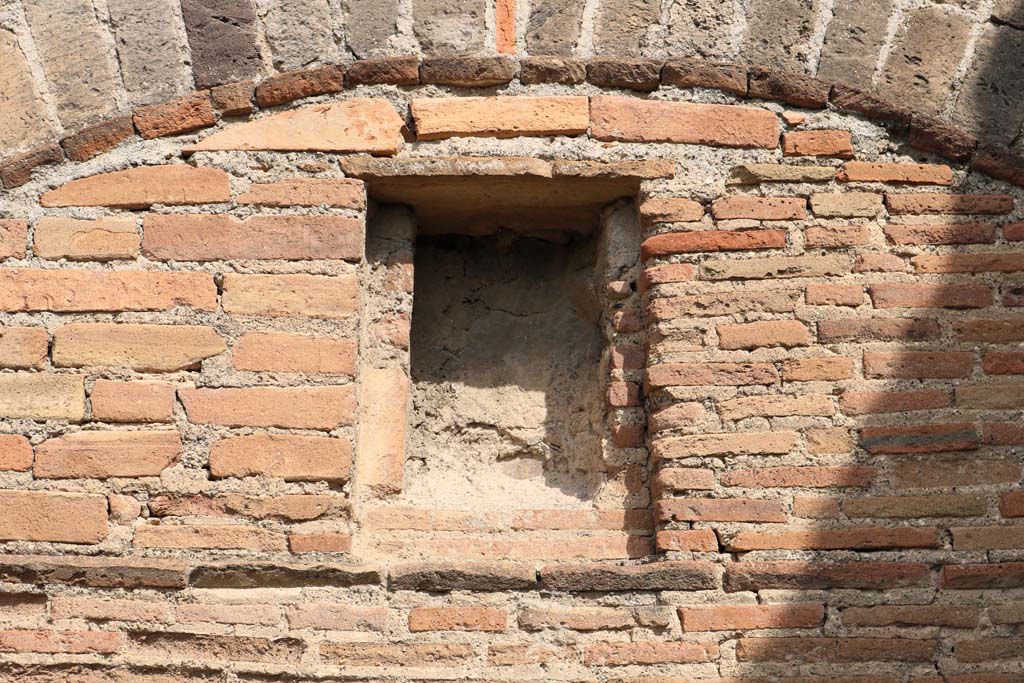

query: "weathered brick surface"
xmin=34 ymin=431 xmax=181 ymax=479
xmin=41 ymin=166 xmax=230 ymax=209
xmin=53 ymin=323 xmax=225 ymax=372
xmin=209 ymin=434 xmax=352 ymax=481
xmin=222 ymin=274 xmax=358 ymax=318
xmin=134 ymin=93 xmax=216 ymax=139
xmin=180 ymin=386 xmax=355 ymax=429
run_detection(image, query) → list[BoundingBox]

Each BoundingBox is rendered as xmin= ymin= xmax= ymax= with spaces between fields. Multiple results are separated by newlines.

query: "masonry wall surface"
xmin=0 ymin=67 xmax=1023 ymax=682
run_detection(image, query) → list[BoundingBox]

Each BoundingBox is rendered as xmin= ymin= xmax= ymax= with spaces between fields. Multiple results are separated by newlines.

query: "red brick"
xmin=722 ymin=465 xmax=874 ymax=488
xmin=345 ymin=56 xmax=421 ymax=86
xmin=717 ymin=320 xmax=811 ymax=349
xmin=518 ymin=606 xmax=671 ymax=631
xmin=658 ymin=498 xmax=786 ymax=523
xmin=0 ymin=435 xmax=32 ymax=471
xmin=842 ymin=605 xmax=977 ymax=627
xmin=0 ymin=270 xmax=216 ymax=312
xmin=803 ymin=224 xmax=868 ymax=248
xmin=818 ymin=317 xmax=941 ymax=342
xmin=255 ymin=66 xmax=344 ymax=107
xmin=806 ymin=284 xmax=862 ymax=306
xmin=781 ymin=357 xmax=854 ymax=381
xmin=129 ymin=631 xmax=303 ymax=662
xmin=0 ymin=145 xmax=64 ymax=188
xmin=232 ymin=331 xmax=356 ymax=375
xmin=412 ymin=96 xmax=588 ymax=140
xmin=806 ymin=427 xmax=854 ymax=454
xmin=0 ymin=327 xmax=47 ymax=369
xmin=41 ymin=166 xmax=230 ymax=208
xmin=649 ymin=290 xmax=800 ymax=319
xmin=894 ymin=459 xmax=1020 ymax=489
xmin=583 ymin=641 xmax=717 ymax=665
xmin=133 ymin=523 xmax=286 ymax=551
xmin=133 ymin=92 xmax=216 ymax=139
xmin=0 ymin=219 xmax=27 ymax=259
xmin=840 ymin=162 xmax=952 ymax=184
xmin=655 ymin=529 xmax=718 ymax=552
xmin=641 ymin=229 xmax=785 ymax=258
xmin=60 ymin=116 xmax=135 ymax=161
xmin=736 ymin=636 xmax=934 ymax=662
xmin=717 ymin=394 xmax=833 ymax=420
xmin=941 ymin=562 xmax=1024 ymax=589
xmin=1003 ymin=284 xmax=1024 ymax=306
xmin=726 ymin=527 xmax=941 ymax=551
xmin=591 ymin=96 xmax=779 ymax=148
xmin=641 ymin=263 xmax=696 ymax=289
xmin=955 ymin=638 xmax=1024 ymax=663
xmin=638 ymin=197 xmax=704 ymax=224
xmin=860 ymin=423 xmax=979 ymax=454
xmin=90 ymin=380 xmax=176 ymax=423
xmin=885 ymin=193 xmax=1014 ymax=215
xmin=792 ymin=496 xmax=840 ymax=518
xmin=143 ymin=214 xmax=362 ymax=261
xmin=864 ymin=352 xmax=973 ymax=379
xmin=855 ymin=252 xmax=908 ymax=272
xmin=680 ymin=603 xmax=824 ymax=631
xmin=653 ymin=431 xmax=798 ymax=459
xmin=34 ymin=431 xmax=180 ymax=479
xmin=783 ymin=130 xmax=854 ymax=157
xmin=952 ymin=526 xmax=1024 ymax=550
xmin=884 ymin=222 xmax=996 ymax=244
xmin=955 ymin=319 xmax=1024 ymax=342
xmin=175 ymin=603 xmax=279 ymax=625
xmin=725 ymin=560 xmax=930 ymax=591
xmin=611 ymin=423 xmax=644 ymax=447
xmin=0 ymin=555 xmax=187 ymax=589
xmin=810 ymin=192 xmax=883 ymax=217
xmin=1006 ymin=222 xmax=1024 ymax=240
xmin=180 ymin=386 xmax=355 ymax=430
xmin=409 ymin=607 xmax=507 ymax=632
xmin=711 ymin=196 xmax=807 ymax=220
xmin=0 ymin=491 xmax=107 ymax=543
xmin=1000 ymin=491 xmax=1024 ymax=517
xmin=209 ymin=434 xmax=352 ymax=482
xmin=840 ymin=389 xmax=951 ymax=415
xmin=984 ymin=352 xmax=1024 ymax=374
xmin=983 ymin=423 xmax=1024 ymax=445
xmin=652 ymin=467 xmax=716 ymax=493
xmin=913 ymin=252 xmax=1024 ymax=273
xmin=289 ymin=532 xmax=352 ymax=553
xmin=0 ymin=629 xmax=122 ymax=654
xmin=608 ymin=381 xmax=640 ymax=407
xmin=209 ymin=81 xmax=254 ymax=115
xmin=845 ymin=494 xmax=986 ymax=518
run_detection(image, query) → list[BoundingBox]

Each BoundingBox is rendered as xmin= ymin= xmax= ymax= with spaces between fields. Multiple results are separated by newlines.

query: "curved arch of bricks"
xmin=1 ymin=63 xmax=1024 ymax=681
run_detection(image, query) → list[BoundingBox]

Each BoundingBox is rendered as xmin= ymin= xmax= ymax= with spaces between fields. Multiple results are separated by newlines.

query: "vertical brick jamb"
xmin=496 ymin=0 xmax=516 ymax=53
xmin=354 ymin=205 xmax=416 ymax=506
xmin=598 ymin=201 xmax=651 ymax=546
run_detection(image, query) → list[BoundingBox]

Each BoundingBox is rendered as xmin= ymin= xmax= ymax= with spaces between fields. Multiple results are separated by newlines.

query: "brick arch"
xmin=1 ymin=77 xmax=1023 ymax=681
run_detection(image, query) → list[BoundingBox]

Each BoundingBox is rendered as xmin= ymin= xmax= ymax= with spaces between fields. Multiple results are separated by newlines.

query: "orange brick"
xmin=642 ymin=229 xmax=785 ymax=258
xmin=804 ymin=224 xmax=868 ymax=248
xmin=133 ymin=524 xmax=286 ymax=551
xmin=711 ymin=196 xmax=807 ymax=220
xmin=653 ymin=467 xmax=716 ymax=493
xmin=810 ymin=192 xmax=883 ymax=217
xmin=680 ymin=603 xmax=824 ymax=631
xmin=409 ymin=607 xmax=507 ymax=632
xmin=412 ymin=96 xmax=589 ymax=140
xmin=41 ymin=166 xmax=229 ymax=208
xmin=289 ymin=531 xmax=352 ymax=553
xmin=0 ymin=219 xmax=27 ymax=258
xmin=518 ymin=606 xmax=672 ymax=631
xmin=180 ymin=386 xmax=355 ymax=429
xmin=34 ymin=431 xmax=181 ymax=479
xmin=717 ymin=320 xmax=811 ymax=349
xmin=884 ymin=222 xmax=996 ymax=245
xmin=232 ymin=332 xmax=356 ymax=375
xmin=912 ymin=252 xmax=1024 ymax=273
xmin=222 ymin=273 xmax=358 ymax=319
xmin=722 ymin=465 xmax=874 ymax=488
xmin=793 ymin=496 xmax=840 ymax=518
xmin=583 ymin=641 xmax=717 ymax=665
xmin=781 ymin=357 xmax=854 ymax=381
xmin=592 ymin=96 xmax=779 ymax=148
xmin=0 ymin=327 xmax=48 ymax=369
xmin=885 ymin=193 xmax=1014 ymax=215
xmin=658 ymin=497 xmax=786 ymax=522
xmin=840 ymin=162 xmax=953 ymax=184
xmin=653 ymin=431 xmax=797 ymax=459
xmin=209 ymin=434 xmax=352 ymax=482
xmin=783 ymin=130 xmax=854 ymax=157
xmin=655 ymin=529 xmax=718 ymax=551
xmin=50 ymin=596 xmax=170 ymax=623
xmin=726 ymin=527 xmax=940 ymax=551
xmin=806 ymin=284 xmax=862 ymax=306
xmin=237 ymin=178 xmax=365 ymax=208
xmin=642 ymin=263 xmax=697 ymax=289
xmin=0 ymin=270 xmax=217 ymax=312
xmin=840 ymin=389 xmax=951 ymax=414
xmin=805 ymin=427 xmax=853 ymax=454
xmin=90 ymin=380 xmax=176 ymax=423
xmin=717 ymin=394 xmax=833 ymax=420
xmin=869 ymin=283 xmax=992 ymax=308
xmin=0 ymin=435 xmax=32 ymax=471
xmin=0 ymin=629 xmax=122 ymax=654
xmin=53 ymin=323 xmax=225 ymax=372
xmin=638 ymin=197 xmax=704 ymax=224
xmin=143 ymin=214 xmax=362 ymax=261
xmin=864 ymin=351 xmax=973 ymax=379
xmin=0 ymin=491 xmax=107 ymax=544
xmin=34 ymin=217 xmax=139 ymax=260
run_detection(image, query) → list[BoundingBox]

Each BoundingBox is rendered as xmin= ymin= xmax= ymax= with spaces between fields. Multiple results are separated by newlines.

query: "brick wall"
xmin=0 ymin=67 xmax=1023 ymax=682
